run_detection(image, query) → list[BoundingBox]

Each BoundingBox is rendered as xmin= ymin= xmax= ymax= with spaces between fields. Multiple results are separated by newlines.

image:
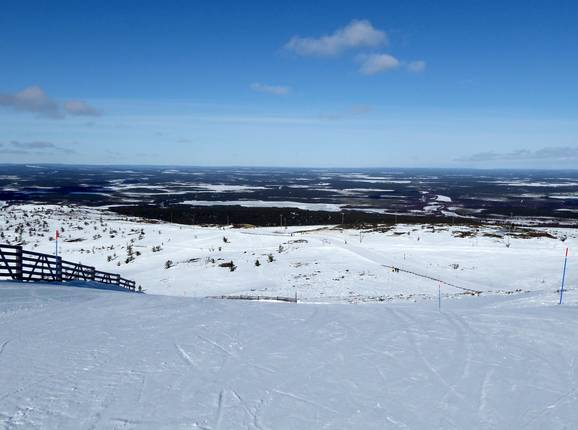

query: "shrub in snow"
xmin=255 ymin=259 xmax=261 ymax=267
xmin=268 ymin=254 xmax=274 ymax=263
xmin=219 ymin=261 xmax=236 ymax=272
xmin=165 ymin=260 xmax=174 ymax=269
xmin=125 ymin=245 xmax=135 ymax=264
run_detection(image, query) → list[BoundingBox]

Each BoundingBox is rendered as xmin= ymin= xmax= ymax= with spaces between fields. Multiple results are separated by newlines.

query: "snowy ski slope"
xmin=1 ymin=204 xmax=577 ymax=428
xmin=0 ymin=282 xmax=577 ymax=429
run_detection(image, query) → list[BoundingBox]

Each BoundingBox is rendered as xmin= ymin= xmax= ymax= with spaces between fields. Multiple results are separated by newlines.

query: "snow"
xmin=190 ymin=184 xmax=270 ymax=193
xmin=485 ymin=180 xmax=578 ymax=187
xmin=349 ymin=179 xmax=412 ymax=184
xmin=0 ymin=281 xmax=576 ymax=429
xmin=1 ymin=204 xmax=576 ymax=302
xmin=436 ymin=195 xmax=452 ymax=202
xmin=181 ymin=200 xmax=343 ymax=212
xmin=549 ymin=194 xmax=578 ymax=200
xmin=1 ymin=204 xmax=578 ymax=428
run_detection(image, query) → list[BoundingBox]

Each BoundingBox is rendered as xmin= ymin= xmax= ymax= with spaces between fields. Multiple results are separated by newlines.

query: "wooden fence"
xmin=209 ymin=294 xmax=298 ymax=303
xmin=0 ymin=244 xmax=138 ymax=292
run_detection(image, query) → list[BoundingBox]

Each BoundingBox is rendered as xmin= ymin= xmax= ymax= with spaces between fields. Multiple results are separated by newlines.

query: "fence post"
xmin=55 ymin=256 xmax=62 ymax=282
xmin=14 ymin=246 xmax=23 ymax=281
xmin=89 ymin=267 xmax=95 ymax=281
xmin=115 ymin=274 xmax=121 ymax=286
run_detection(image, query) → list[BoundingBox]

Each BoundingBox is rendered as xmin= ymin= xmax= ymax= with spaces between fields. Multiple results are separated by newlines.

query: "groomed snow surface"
xmin=1 ymin=282 xmax=577 ymax=429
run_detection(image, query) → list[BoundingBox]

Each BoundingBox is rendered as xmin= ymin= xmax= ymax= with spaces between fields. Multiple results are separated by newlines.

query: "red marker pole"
xmin=559 ymin=248 xmax=569 ymax=305
xmin=55 ymin=228 xmax=59 ymax=257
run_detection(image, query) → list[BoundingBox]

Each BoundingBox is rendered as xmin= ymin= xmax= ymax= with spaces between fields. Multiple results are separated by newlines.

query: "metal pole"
xmin=438 ymin=283 xmax=441 ymax=311
xmin=559 ymin=248 xmax=569 ymax=305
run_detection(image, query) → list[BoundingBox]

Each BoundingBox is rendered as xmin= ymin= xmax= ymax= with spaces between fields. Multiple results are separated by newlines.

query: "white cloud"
xmin=250 ymin=83 xmax=291 ymax=96
xmin=407 ymin=60 xmax=426 ymax=73
xmin=285 ymin=20 xmax=387 ymax=57
xmin=358 ymin=53 xmax=400 ymax=75
xmin=0 ymin=85 xmax=61 ymax=118
xmin=63 ymin=100 xmax=101 ymax=116
xmin=0 ymin=85 xmax=101 ymax=118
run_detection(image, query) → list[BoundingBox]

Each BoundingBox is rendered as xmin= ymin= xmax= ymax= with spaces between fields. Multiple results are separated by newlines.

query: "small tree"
xmin=267 ymin=254 xmax=274 ymax=263
xmin=255 ymin=259 xmax=261 ymax=267
xmin=126 ymin=244 xmax=135 ymax=264
xmin=165 ymin=260 xmax=174 ymax=269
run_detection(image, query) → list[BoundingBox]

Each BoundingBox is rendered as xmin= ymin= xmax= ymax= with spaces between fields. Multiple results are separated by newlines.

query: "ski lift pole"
xmin=559 ymin=247 xmax=569 ymax=305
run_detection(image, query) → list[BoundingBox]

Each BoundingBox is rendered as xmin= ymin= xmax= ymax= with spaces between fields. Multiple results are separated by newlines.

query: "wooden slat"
xmin=0 ymin=244 xmax=23 ymax=250
xmin=21 ymin=261 xmax=57 ymax=268
xmin=22 ymin=250 xmax=60 ymax=259
xmin=21 ymin=256 xmax=59 ymax=263
xmin=94 ymin=270 xmax=118 ymax=277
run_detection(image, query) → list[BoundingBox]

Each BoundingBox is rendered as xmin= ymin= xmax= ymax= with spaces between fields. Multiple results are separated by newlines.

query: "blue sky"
xmin=1 ymin=0 xmax=577 ymax=168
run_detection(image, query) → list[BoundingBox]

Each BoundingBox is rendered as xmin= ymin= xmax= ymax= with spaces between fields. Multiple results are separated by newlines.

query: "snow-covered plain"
xmin=0 ymin=204 xmax=576 ymax=302
xmin=0 ymin=281 xmax=577 ymax=429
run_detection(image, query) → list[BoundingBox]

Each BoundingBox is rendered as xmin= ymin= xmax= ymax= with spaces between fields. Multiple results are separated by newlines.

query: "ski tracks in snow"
xmin=0 ymin=339 xmax=9 ymax=357
xmin=175 ymin=342 xmax=197 ymax=369
xmin=390 ymin=309 xmax=480 ymax=411
xmin=213 ymin=389 xmax=225 ymax=430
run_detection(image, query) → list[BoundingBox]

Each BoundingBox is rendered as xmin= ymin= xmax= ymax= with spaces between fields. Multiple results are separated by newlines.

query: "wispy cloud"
xmin=357 ymin=53 xmax=400 ymax=75
xmin=2 ymin=140 xmax=76 ymax=155
xmin=250 ymin=82 xmax=291 ymax=96
xmin=457 ymin=147 xmax=578 ymax=162
xmin=63 ymin=100 xmax=101 ymax=116
xmin=0 ymin=86 xmax=101 ymax=119
xmin=318 ymin=104 xmax=373 ymax=121
xmin=407 ymin=60 xmax=426 ymax=73
xmin=284 ymin=20 xmax=387 ymax=57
